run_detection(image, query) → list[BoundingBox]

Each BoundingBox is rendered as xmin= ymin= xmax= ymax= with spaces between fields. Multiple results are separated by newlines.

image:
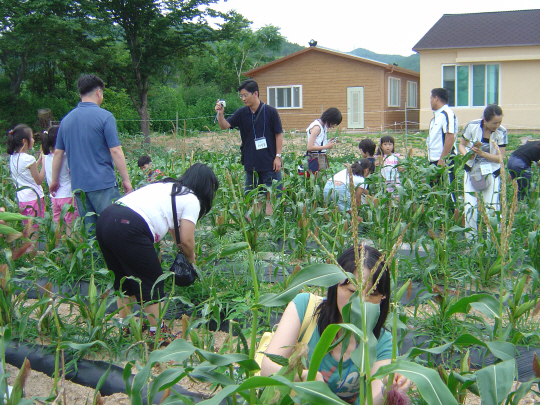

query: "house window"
xmin=407 ymin=81 xmax=418 ymax=108
xmin=267 ymin=85 xmax=302 ymax=109
xmin=442 ymin=64 xmax=500 ymax=107
xmin=388 ymin=77 xmax=401 ymax=107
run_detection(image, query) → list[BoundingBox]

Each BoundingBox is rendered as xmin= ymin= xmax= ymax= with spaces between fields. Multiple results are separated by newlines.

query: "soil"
xmin=123 ymin=131 xmax=429 ymax=160
xmin=5 ymin=363 xmax=130 ymax=404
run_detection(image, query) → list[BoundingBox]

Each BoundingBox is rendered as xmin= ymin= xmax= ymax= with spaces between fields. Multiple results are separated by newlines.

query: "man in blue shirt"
xmin=50 ymin=74 xmax=132 ymax=227
xmin=215 ymin=79 xmax=283 ymax=215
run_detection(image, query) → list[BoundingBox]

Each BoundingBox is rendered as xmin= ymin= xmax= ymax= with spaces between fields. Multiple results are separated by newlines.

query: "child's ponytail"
xmin=41 ymin=125 xmax=59 ymax=155
xmin=6 ymin=124 xmax=32 ymax=155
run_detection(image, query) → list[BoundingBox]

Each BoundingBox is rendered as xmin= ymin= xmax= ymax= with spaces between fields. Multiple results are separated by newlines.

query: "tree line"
xmin=0 ymin=0 xmax=302 ymax=142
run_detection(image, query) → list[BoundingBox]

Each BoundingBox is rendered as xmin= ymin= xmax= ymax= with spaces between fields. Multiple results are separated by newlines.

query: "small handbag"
xmin=306 ymin=152 xmax=329 ymax=172
xmin=470 ymin=163 xmax=492 ymax=191
xmin=170 ymin=184 xmax=198 ymax=287
xmin=469 ymin=143 xmax=492 ymax=191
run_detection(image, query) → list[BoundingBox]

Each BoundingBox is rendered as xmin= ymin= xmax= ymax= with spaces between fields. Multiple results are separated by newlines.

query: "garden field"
xmin=1 ymin=129 xmax=540 ymax=405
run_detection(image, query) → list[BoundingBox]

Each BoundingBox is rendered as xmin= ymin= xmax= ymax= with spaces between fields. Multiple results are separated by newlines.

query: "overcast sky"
xmin=212 ymin=0 xmax=539 ymax=56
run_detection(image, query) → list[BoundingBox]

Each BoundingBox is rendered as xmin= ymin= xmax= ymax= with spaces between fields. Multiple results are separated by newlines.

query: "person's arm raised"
xmin=215 ymin=100 xmax=231 ymax=130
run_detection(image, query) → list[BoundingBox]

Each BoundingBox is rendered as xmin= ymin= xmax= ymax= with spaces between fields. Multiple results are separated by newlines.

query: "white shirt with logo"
xmin=427 ymin=105 xmax=458 ymax=162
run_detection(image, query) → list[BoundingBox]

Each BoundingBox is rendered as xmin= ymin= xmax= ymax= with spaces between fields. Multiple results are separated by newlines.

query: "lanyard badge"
xmin=254 ymin=137 xmax=267 ymax=150
xmin=252 ymin=104 xmax=267 ymax=150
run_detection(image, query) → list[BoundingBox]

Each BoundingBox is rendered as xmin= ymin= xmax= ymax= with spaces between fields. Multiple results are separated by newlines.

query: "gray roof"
xmin=413 ymin=9 xmax=540 ymax=51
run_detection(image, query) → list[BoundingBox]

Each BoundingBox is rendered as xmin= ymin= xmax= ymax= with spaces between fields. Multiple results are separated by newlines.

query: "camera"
xmin=218 ymin=100 xmax=226 ymax=107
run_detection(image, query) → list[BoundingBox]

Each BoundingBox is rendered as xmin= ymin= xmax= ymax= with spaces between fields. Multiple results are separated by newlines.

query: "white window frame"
xmin=441 ymin=64 xmax=500 ymax=107
xmin=388 ymin=77 xmax=401 ymax=107
xmin=406 ymin=81 xmax=418 ymax=108
xmin=267 ymin=85 xmax=302 ymax=109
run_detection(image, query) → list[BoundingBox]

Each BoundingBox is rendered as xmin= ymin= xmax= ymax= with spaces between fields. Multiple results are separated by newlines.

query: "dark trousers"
xmin=96 ymin=204 xmax=164 ymax=302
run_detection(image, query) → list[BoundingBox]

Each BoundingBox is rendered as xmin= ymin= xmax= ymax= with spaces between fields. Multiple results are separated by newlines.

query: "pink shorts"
xmin=51 ymin=197 xmax=79 ymax=224
xmin=19 ymin=198 xmax=45 ymax=227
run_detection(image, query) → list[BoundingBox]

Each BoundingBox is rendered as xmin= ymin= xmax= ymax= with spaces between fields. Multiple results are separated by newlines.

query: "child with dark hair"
xmin=138 ymin=155 xmax=162 ymax=182
xmin=377 ymin=136 xmax=404 ymax=194
xmin=358 ymin=138 xmax=377 ymax=172
xmin=7 ymin=124 xmax=46 ymax=229
xmin=261 ymin=244 xmax=410 ymax=404
xmin=42 ymin=126 xmax=78 ymax=233
xmin=323 ymin=159 xmax=372 ymax=212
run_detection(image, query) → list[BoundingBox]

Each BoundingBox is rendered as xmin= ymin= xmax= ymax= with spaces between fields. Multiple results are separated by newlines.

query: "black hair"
xmin=358 ymin=138 xmax=376 ymax=156
xmin=349 ymin=162 xmax=363 ymax=176
xmin=378 ymin=135 xmax=395 ymax=154
xmin=6 ymin=124 xmax=32 ymax=155
xmin=78 ymin=74 xmax=105 ymax=97
xmin=158 ymin=163 xmax=219 ymax=220
xmin=41 ymin=125 xmax=59 ymax=155
xmin=431 ymin=88 xmax=449 ymax=104
xmin=138 ymin=155 xmax=152 ymax=168
xmin=316 ymin=245 xmax=390 ymax=339
xmin=320 ymin=108 xmax=342 ymax=127
xmin=483 ymin=104 xmax=503 ymax=122
xmin=357 ymin=159 xmax=373 ymax=176
xmin=238 ymin=79 xmax=259 ymax=95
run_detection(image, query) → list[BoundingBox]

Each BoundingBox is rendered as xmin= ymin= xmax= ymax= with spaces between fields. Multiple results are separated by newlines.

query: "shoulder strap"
xmin=299 ymin=294 xmax=323 ymax=344
xmin=171 ymin=183 xmax=181 ymax=248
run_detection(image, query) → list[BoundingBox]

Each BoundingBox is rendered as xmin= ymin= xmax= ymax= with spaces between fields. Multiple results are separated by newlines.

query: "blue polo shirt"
xmin=56 ymin=102 xmax=121 ymax=192
xmin=227 ymin=102 xmax=283 ymax=172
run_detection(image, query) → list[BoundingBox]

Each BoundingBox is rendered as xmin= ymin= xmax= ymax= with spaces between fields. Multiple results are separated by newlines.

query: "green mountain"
xmin=280 ymin=41 xmax=304 ymax=57
xmin=349 ymin=48 xmax=419 ymax=72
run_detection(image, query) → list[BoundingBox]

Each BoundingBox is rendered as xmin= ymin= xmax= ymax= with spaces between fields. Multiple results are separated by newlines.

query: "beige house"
xmin=413 ymin=9 xmax=540 ymax=131
xmin=244 ymin=46 xmax=419 ymax=132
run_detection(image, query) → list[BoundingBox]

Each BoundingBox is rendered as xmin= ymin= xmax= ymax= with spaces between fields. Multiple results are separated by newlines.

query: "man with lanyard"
xmin=215 ymin=79 xmax=283 ymax=215
xmin=427 ymin=87 xmax=458 ymax=203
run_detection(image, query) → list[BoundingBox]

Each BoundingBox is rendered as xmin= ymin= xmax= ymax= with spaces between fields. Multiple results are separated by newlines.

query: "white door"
xmin=347 ymin=87 xmax=364 ymax=129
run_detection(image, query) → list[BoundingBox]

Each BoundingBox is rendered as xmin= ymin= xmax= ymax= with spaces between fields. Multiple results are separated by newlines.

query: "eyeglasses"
xmin=239 ymin=93 xmax=252 ymax=99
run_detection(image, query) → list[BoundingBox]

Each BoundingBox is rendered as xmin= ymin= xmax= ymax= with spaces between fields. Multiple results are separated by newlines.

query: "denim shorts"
xmin=323 ymin=180 xmax=350 ymax=212
xmin=244 ymin=170 xmax=283 ymax=196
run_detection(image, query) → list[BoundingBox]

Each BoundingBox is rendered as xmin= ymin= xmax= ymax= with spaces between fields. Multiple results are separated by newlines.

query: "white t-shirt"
xmin=332 ymin=169 xmax=365 ymax=188
xmin=118 ymin=182 xmax=200 ymax=242
xmin=427 ymin=105 xmax=458 ymax=162
xmin=331 ymin=169 xmax=367 ymax=204
xmin=380 ymin=154 xmax=401 ymax=184
xmin=9 ymin=153 xmax=44 ymax=202
xmin=44 ymin=153 xmax=73 ymax=199
xmin=462 ymin=119 xmax=508 ymax=173
xmin=306 ymin=120 xmax=328 ymax=153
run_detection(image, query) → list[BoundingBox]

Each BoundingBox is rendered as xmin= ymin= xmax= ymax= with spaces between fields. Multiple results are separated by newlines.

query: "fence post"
xmin=175 ymin=111 xmax=179 ymax=150
xmin=404 ymin=103 xmax=408 ymax=150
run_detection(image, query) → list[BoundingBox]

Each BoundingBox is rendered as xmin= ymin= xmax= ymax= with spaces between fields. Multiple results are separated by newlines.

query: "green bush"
xmin=101 ymin=87 xmax=140 ymax=134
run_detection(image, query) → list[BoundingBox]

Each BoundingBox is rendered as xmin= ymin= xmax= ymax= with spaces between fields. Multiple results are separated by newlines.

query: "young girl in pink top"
xmin=7 ymin=124 xmax=46 ymax=228
xmin=377 ymin=136 xmax=404 ymax=194
xmin=41 ymin=126 xmax=79 ymax=234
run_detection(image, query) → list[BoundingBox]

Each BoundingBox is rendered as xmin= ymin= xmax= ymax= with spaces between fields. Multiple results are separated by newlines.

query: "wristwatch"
xmin=276 ymin=154 xmax=282 ymax=158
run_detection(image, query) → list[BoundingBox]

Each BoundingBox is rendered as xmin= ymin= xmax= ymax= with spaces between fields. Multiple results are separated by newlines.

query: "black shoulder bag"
xmin=169 ymin=184 xmax=198 ymax=287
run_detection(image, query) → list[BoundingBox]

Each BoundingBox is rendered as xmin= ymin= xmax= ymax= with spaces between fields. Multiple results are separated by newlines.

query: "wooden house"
xmin=244 ymin=46 xmax=420 ymax=132
xmin=413 ymin=9 xmax=540 ymax=131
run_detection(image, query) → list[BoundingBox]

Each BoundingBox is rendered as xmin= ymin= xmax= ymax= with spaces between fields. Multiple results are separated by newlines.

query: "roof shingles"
xmin=413 ymin=9 xmax=540 ymax=51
